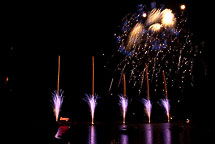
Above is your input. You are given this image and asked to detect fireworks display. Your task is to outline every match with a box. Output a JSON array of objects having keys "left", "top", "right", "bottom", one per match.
[
  {"left": 84, "top": 56, "right": 98, "bottom": 125},
  {"left": 52, "top": 90, "right": 64, "bottom": 122},
  {"left": 52, "top": 55, "right": 64, "bottom": 122},
  {"left": 84, "top": 94, "right": 98, "bottom": 125},
  {"left": 160, "top": 99, "right": 170, "bottom": 122},
  {"left": 141, "top": 64, "right": 152, "bottom": 123},
  {"left": 161, "top": 70, "right": 170, "bottom": 122},
  {"left": 119, "top": 95, "right": 128, "bottom": 124},
  {"left": 141, "top": 98, "right": 152, "bottom": 123},
  {"left": 115, "top": 2, "right": 196, "bottom": 94}
]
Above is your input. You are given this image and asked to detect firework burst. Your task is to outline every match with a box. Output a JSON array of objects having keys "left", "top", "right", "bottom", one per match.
[{"left": 115, "top": 2, "right": 196, "bottom": 95}]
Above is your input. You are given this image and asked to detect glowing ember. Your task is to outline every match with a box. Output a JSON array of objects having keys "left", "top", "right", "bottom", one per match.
[
  {"left": 52, "top": 90, "right": 64, "bottom": 122},
  {"left": 180, "top": 4, "right": 186, "bottom": 10}
]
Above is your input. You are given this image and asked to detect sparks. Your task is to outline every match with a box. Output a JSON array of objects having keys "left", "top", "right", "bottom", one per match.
[
  {"left": 160, "top": 99, "right": 170, "bottom": 122},
  {"left": 146, "top": 8, "right": 161, "bottom": 25},
  {"left": 126, "top": 23, "right": 144, "bottom": 51},
  {"left": 141, "top": 98, "right": 152, "bottom": 123},
  {"left": 84, "top": 94, "right": 98, "bottom": 125},
  {"left": 119, "top": 95, "right": 128, "bottom": 124},
  {"left": 161, "top": 9, "right": 176, "bottom": 28},
  {"left": 115, "top": 2, "right": 195, "bottom": 93},
  {"left": 149, "top": 23, "right": 163, "bottom": 32},
  {"left": 52, "top": 90, "right": 64, "bottom": 122}
]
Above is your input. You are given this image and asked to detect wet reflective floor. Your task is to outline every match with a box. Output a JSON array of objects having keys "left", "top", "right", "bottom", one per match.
[{"left": 49, "top": 122, "right": 214, "bottom": 144}]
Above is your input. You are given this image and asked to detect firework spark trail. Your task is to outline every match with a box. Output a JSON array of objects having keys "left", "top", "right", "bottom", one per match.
[
  {"left": 141, "top": 98, "right": 152, "bottom": 123},
  {"left": 84, "top": 94, "right": 98, "bottom": 125},
  {"left": 52, "top": 90, "right": 64, "bottom": 122},
  {"left": 161, "top": 71, "right": 170, "bottom": 122},
  {"left": 119, "top": 95, "right": 128, "bottom": 124},
  {"left": 108, "top": 78, "right": 114, "bottom": 93},
  {"left": 160, "top": 99, "right": 170, "bottom": 122},
  {"left": 115, "top": 2, "right": 195, "bottom": 92}
]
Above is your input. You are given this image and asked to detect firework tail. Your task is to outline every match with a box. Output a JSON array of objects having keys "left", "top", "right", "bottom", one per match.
[
  {"left": 145, "top": 64, "right": 150, "bottom": 100},
  {"left": 123, "top": 74, "right": 126, "bottom": 98},
  {"left": 162, "top": 71, "right": 170, "bottom": 122},
  {"left": 145, "top": 64, "right": 151, "bottom": 123},
  {"left": 92, "top": 56, "right": 94, "bottom": 98},
  {"left": 123, "top": 74, "right": 126, "bottom": 124},
  {"left": 57, "top": 55, "right": 60, "bottom": 97},
  {"left": 54, "top": 55, "right": 62, "bottom": 122},
  {"left": 162, "top": 71, "right": 168, "bottom": 100},
  {"left": 91, "top": 56, "right": 95, "bottom": 124}
]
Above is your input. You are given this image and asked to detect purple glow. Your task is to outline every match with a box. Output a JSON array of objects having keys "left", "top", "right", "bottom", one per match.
[
  {"left": 162, "top": 123, "right": 171, "bottom": 144},
  {"left": 141, "top": 98, "right": 152, "bottom": 123},
  {"left": 84, "top": 94, "right": 98, "bottom": 124},
  {"left": 119, "top": 95, "right": 128, "bottom": 124},
  {"left": 144, "top": 124, "right": 153, "bottom": 144},
  {"left": 120, "top": 134, "right": 129, "bottom": 144},
  {"left": 160, "top": 99, "right": 170, "bottom": 122},
  {"left": 52, "top": 90, "right": 64, "bottom": 122},
  {"left": 89, "top": 125, "right": 96, "bottom": 144},
  {"left": 55, "top": 128, "right": 61, "bottom": 139}
]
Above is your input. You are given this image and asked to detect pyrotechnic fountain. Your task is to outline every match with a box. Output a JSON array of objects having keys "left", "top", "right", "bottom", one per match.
[
  {"left": 141, "top": 64, "right": 152, "bottom": 123},
  {"left": 52, "top": 56, "right": 64, "bottom": 122},
  {"left": 84, "top": 56, "right": 97, "bottom": 125},
  {"left": 160, "top": 71, "right": 170, "bottom": 122},
  {"left": 119, "top": 74, "right": 128, "bottom": 125}
]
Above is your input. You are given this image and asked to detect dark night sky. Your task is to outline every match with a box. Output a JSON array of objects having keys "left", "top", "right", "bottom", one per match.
[{"left": 0, "top": 0, "right": 210, "bottom": 142}]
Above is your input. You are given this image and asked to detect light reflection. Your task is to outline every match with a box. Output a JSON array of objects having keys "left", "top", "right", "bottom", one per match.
[
  {"left": 144, "top": 124, "right": 153, "bottom": 144},
  {"left": 89, "top": 125, "right": 97, "bottom": 144},
  {"left": 55, "top": 126, "right": 70, "bottom": 139},
  {"left": 120, "top": 134, "right": 129, "bottom": 144},
  {"left": 162, "top": 123, "right": 171, "bottom": 144}
]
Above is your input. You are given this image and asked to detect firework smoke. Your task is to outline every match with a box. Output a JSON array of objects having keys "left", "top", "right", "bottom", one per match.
[{"left": 52, "top": 90, "right": 64, "bottom": 122}]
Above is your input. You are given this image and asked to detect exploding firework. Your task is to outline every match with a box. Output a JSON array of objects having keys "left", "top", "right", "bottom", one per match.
[
  {"left": 115, "top": 2, "right": 196, "bottom": 95},
  {"left": 84, "top": 94, "right": 98, "bottom": 125},
  {"left": 52, "top": 90, "right": 64, "bottom": 122},
  {"left": 141, "top": 98, "right": 152, "bottom": 123},
  {"left": 160, "top": 99, "right": 170, "bottom": 122},
  {"left": 119, "top": 95, "right": 128, "bottom": 124}
]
